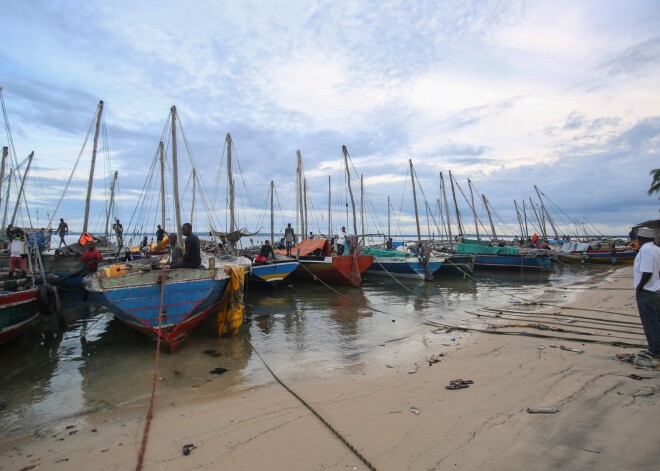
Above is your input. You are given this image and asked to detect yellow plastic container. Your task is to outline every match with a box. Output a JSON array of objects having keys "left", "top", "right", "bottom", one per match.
[{"left": 101, "top": 264, "right": 127, "bottom": 278}]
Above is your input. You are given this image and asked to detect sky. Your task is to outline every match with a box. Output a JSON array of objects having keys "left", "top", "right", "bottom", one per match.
[{"left": 1, "top": 0, "right": 659, "bottom": 243}]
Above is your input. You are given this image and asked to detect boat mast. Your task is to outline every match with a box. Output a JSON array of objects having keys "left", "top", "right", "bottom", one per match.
[
  {"left": 341, "top": 145, "right": 358, "bottom": 237},
  {"left": 468, "top": 178, "right": 480, "bottom": 240},
  {"left": 410, "top": 161, "right": 422, "bottom": 242},
  {"left": 535, "top": 186, "right": 560, "bottom": 241},
  {"left": 440, "top": 172, "right": 453, "bottom": 244},
  {"left": 360, "top": 174, "right": 365, "bottom": 244},
  {"left": 449, "top": 171, "right": 465, "bottom": 237},
  {"left": 0, "top": 147, "right": 7, "bottom": 219},
  {"left": 533, "top": 186, "right": 548, "bottom": 241},
  {"left": 1, "top": 168, "right": 12, "bottom": 234},
  {"left": 303, "top": 177, "right": 308, "bottom": 238},
  {"left": 190, "top": 168, "right": 196, "bottom": 226},
  {"left": 159, "top": 141, "right": 166, "bottom": 229},
  {"left": 327, "top": 175, "right": 331, "bottom": 239},
  {"left": 387, "top": 195, "right": 391, "bottom": 241},
  {"left": 514, "top": 199, "right": 524, "bottom": 240},
  {"left": 104, "top": 170, "right": 118, "bottom": 240},
  {"left": 226, "top": 133, "right": 235, "bottom": 234},
  {"left": 170, "top": 106, "right": 183, "bottom": 242},
  {"left": 10, "top": 151, "right": 33, "bottom": 227},
  {"left": 410, "top": 159, "right": 432, "bottom": 281},
  {"left": 296, "top": 150, "right": 304, "bottom": 240},
  {"left": 482, "top": 194, "right": 497, "bottom": 242},
  {"left": 83, "top": 100, "right": 103, "bottom": 233},
  {"left": 522, "top": 200, "right": 530, "bottom": 240},
  {"left": 528, "top": 197, "right": 543, "bottom": 240},
  {"left": 270, "top": 180, "right": 274, "bottom": 244}
]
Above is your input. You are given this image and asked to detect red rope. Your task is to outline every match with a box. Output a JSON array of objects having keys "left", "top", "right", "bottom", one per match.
[{"left": 136, "top": 273, "right": 166, "bottom": 470}]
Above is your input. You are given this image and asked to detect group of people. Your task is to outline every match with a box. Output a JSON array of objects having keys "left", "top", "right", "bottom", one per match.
[
  {"left": 136, "top": 223, "right": 200, "bottom": 269},
  {"left": 278, "top": 223, "right": 349, "bottom": 257}
]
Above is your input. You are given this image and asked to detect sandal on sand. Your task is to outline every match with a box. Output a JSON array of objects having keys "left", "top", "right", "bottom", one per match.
[
  {"left": 450, "top": 379, "right": 474, "bottom": 386},
  {"left": 632, "top": 356, "right": 660, "bottom": 370},
  {"left": 446, "top": 383, "right": 470, "bottom": 390},
  {"left": 616, "top": 353, "right": 635, "bottom": 362}
]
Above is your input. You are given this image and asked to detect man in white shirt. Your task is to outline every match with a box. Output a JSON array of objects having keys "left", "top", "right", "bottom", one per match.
[
  {"left": 8, "top": 229, "right": 28, "bottom": 278},
  {"left": 336, "top": 226, "right": 347, "bottom": 255},
  {"left": 632, "top": 226, "right": 660, "bottom": 369}
]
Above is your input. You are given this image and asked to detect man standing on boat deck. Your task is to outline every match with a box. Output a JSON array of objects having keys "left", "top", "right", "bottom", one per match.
[
  {"left": 632, "top": 227, "right": 660, "bottom": 369},
  {"left": 113, "top": 218, "right": 123, "bottom": 245},
  {"left": 284, "top": 223, "right": 295, "bottom": 257},
  {"left": 337, "top": 226, "right": 347, "bottom": 255},
  {"left": 156, "top": 225, "right": 166, "bottom": 247},
  {"left": 57, "top": 218, "right": 68, "bottom": 247},
  {"left": 8, "top": 228, "right": 28, "bottom": 278},
  {"left": 170, "top": 223, "right": 201, "bottom": 269}
]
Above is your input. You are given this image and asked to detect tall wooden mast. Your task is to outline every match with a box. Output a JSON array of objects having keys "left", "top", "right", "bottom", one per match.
[
  {"left": 296, "top": 150, "right": 304, "bottom": 240},
  {"left": 341, "top": 145, "right": 358, "bottom": 237},
  {"left": 171, "top": 106, "right": 182, "bottom": 242},
  {"left": 468, "top": 178, "right": 480, "bottom": 240},
  {"left": 226, "top": 133, "right": 235, "bottom": 234},
  {"left": 327, "top": 175, "right": 331, "bottom": 239},
  {"left": 410, "top": 159, "right": 433, "bottom": 280},
  {"left": 270, "top": 181, "right": 274, "bottom": 244},
  {"left": 440, "top": 172, "right": 453, "bottom": 244},
  {"left": 10, "top": 151, "right": 33, "bottom": 226},
  {"left": 0, "top": 147, "right": 7, "bottom": 219},
  {"left": 83, "top": 100, "right": 103, "bottom": 233},
  {"left": 159, "top": 141, "right": 166, "bottom": 229},
  {"left": 190, "top": 168, "right": 196, "bottom": 226},
  {"left": 449, "top": 171, "right": 465, "bottom": 237},
  {"left": 482, "top": 194, "right": 497, "bottom": 242},
  {"left": 104, "top": 170, "right": 118, "bottom": 240}
]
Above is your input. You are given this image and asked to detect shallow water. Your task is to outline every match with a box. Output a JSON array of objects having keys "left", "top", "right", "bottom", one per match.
[{"left": 0, "top": 263, "right": 614, "bottom": 436}]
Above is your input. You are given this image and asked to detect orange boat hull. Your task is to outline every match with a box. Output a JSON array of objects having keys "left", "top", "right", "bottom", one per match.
[{"left": 296, "top": 254, "right": 373, "bottom": 287}]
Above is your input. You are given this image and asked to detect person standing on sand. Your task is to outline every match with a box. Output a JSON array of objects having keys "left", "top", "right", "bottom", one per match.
[{"left": 632, "top": 227, "right": 660, "bottom": 369}]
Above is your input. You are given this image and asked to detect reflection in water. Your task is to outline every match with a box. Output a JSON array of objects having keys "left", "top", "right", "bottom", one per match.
[{"left": 0, "top": 264, "right": 613, "bottom": 437}]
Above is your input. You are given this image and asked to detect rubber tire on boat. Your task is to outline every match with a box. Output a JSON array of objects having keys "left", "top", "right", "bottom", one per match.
[
  {"left": 36, "top": 285, "right": 63, "bottom": 324},
  {"left": 36, "top": 284, "right": 53, "bottom": 316}
]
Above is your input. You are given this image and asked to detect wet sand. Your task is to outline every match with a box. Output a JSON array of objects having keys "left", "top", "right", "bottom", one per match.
[{"left": 2, "top": 266, "right": 658, "bottom": 470}]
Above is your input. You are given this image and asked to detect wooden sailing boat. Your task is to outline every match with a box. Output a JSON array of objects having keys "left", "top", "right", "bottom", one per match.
[
  {"left": 365, "top": 160, "right": 445, "bottom": 280},
  {"left": 280, "top": 146, "right": 372, "bottom": 287},
  {"left": 0, "top": 88, "right": 62, "bottom": 342},
  {"left": 211, "top": 133, "right": 298, "bottom": 285},
  {"left": 85, "top": 106, "right": 237, "bottom": 351},
  {"left": 41, "top": 100, "right": 119, "bottom": 289},
  {"left": 452, "top": 178, "right": 551, "bottom": 270}
]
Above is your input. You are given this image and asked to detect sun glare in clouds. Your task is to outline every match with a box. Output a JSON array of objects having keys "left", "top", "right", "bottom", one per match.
[{"left": 261, "top": 52, "right": 392, "bottom": 132}]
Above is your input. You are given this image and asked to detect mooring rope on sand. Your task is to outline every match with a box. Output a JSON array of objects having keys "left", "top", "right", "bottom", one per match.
[
  {"left": 136, "top": 273, "right": 166, "bottom": 471},
  {"left": 245, "top": 336, "right": 378, "bottom": 471},
  {"left": 425, "top": 320, "right": 646, "bottom": 349}
]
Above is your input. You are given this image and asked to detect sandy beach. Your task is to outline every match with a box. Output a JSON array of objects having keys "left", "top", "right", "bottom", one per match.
[{"left": 3, "top": 265, "right": 659, "bottom": 471}]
